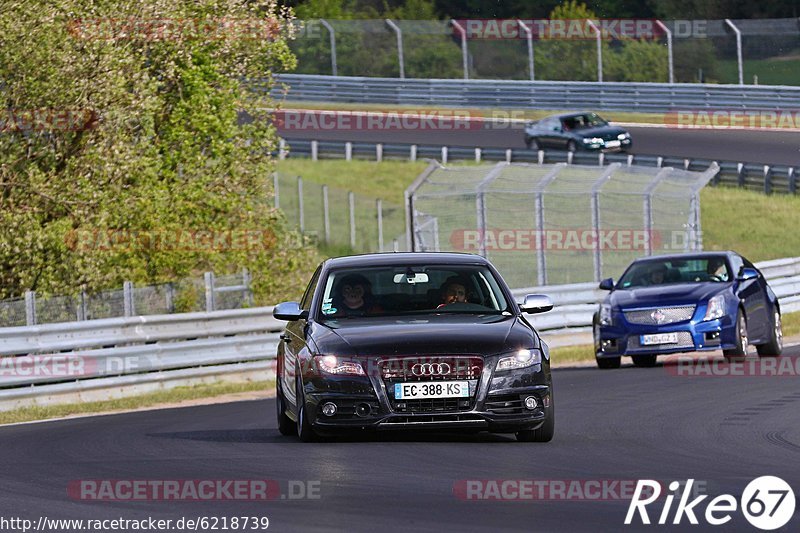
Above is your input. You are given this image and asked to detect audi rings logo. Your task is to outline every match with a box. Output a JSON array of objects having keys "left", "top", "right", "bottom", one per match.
[{"left": 411, "top": 363, "right": 451, "bottom": 376}]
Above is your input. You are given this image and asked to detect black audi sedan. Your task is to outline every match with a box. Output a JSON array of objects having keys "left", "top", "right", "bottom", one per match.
[
  {"left": 273, "top": 252, "right": 555, "bottom": 442},
  {"left": 523, "top": 111, "right": 631, "bottom": 152}
]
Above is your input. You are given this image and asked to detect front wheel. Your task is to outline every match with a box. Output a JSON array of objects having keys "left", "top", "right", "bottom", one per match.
[
  {"left": 723, "top": 311, "right": 748, "bottom": 360},
  {"left": 756, "top": 310, "right": 782, "bottom": 357},
  {"left": 525, "top": 136, "right": 539, "bottom": 150},
  {"left": 295, "top": 376, "right": 318, "bottom": 442}
]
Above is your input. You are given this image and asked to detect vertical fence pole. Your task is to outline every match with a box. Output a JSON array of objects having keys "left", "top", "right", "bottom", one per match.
[
  {"left": 78, "top": 288, "right": 88, "bottom": 321},
  {"left": 322, "top": 185, "right": 331, "bottom": 243},
  {"left": 123, "top": 281, "right": 135, "bottom": 317},
  {"left": 24, "top": 290, "right": 37, "bottom": 326},
  {"left": 587, "top": 19, "right": 603, "bottom": 82},
  {"left": 242, "top": 268, "right": 254, "bottom": 307},
  {"left": 655, "top": 20, "right": 674, "bottom": 83},
  {"left": 349, "top": 192, "right": 356, "bottom": 249},
  {"left": 450, "top": 19, "right": 469, "bottom": 80},
  {"left": 297, "top": 176, "right": 305, "bottom": 233},
  {"left": 377, "top": 199, "right": 384, "bottom": 252},
  {"left": 385, "top": 19, "right": 405, "bottom": 79},
  {"left": 518, "top": 20, "right": 535, "bottom": 81},
  {"left": 725, "top": 19, "right": 743, "bottom": 85},
  {"left": 204, "top": 272, "right": 216, "bottom": 312},
  {"left": 319, "top": 19, "right": 337, "bottom": 76}
]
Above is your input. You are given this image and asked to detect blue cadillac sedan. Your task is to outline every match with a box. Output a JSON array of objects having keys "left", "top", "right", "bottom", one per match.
[{"left": 593, "top": 251, "right": 782, "bottom": 369}]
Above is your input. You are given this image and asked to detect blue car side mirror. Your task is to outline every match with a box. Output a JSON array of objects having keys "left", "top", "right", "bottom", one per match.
[
  {"left": 599, "top": 278, "right": 615, "bottom": 291},
  {"left": 737, "top": 268, "right": 758, "bottom": 281}
]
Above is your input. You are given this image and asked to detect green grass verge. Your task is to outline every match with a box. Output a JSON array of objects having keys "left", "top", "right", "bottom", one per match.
[
  {"left": 0, "top": 380, "right": 273, "bottom": 426},
  {"left": 717, "top": 57, "right": 800, "bottom": 87},
  {"left": 550, "top": 344, "right": 595, "bottom": 366},
  {"left": 782, "top": 310, "right": 800, "bottom": 337}
]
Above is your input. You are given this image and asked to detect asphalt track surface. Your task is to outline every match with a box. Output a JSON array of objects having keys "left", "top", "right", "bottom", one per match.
[
  {"left": 2, "top": 347, "right": 800, "bottom": 532},
  {"left": 277, "top": 112, "right": 800, "bottom": 166}
]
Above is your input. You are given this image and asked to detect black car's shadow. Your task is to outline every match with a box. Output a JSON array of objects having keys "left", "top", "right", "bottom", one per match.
[{"left": 148, "top": 428, "right": 516, "bottom": 444}]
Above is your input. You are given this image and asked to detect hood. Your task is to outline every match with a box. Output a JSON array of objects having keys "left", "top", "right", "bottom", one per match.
[
  {"left": 309, "top": 315, "right": 535, "bottom": 357},
  {"left": 576, "top": 125, "right": 626, "bottom": 139},
  {"left": 608, "top": 283, "right": 729, "bottom": 309}
]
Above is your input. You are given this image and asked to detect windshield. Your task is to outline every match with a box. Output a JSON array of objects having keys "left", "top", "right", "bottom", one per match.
[
  {"left": 563, "top": 113, "right": 608, "bottom": 130},
  {"left": 317, "top": 265, "right": 511, "bottom": 321},
  {"left": 618, "top": 257, "right": 732, "bottom": 288}
]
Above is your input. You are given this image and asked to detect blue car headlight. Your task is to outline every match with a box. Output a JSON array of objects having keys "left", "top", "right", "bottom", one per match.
[
  {"left": 496, "top": 349, "right": 542, "bottom": 371},
  {"left": 599, "top": 304, "right": 613, "bottom": 326},
  {"left": 703, "top": 295, "right": 726, "bottom": 321},
  {"left": 617, "top": 132, "right": 631, "bottom": 140}
]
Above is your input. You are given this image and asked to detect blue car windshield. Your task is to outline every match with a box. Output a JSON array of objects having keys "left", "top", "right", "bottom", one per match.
[
  {"left": 565, "top": 113, "right": 608, "bottom": 129},
  {"left": 618, "top": 257, "right": 732, "bottom": 288},
  {"left": 317, "top": 265, "right": 511, "bottom": 321}
]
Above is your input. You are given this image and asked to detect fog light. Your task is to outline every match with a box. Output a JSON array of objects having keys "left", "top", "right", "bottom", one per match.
[
  {"left": 524, "top": 396, "right": 538, "bottom": 410},
  {"left": 321, "top": 402, "right": 337, "bottom": 417},
  {"left": 355, "top": 403, "right": 372, "bottom": 417}
]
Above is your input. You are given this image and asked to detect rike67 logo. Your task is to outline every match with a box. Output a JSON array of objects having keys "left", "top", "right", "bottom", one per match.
[{"left": 626, "top": 477, "right": 795, "bottom": 530}]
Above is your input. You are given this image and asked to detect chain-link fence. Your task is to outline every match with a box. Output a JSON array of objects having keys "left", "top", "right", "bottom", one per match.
[
  {"left": 273, "top": 173, "right": 408, "bottom": 254},
  {"left": 0, "top": 270, "right": 253, "bottom": 328},
  {"left": 286, "top": 18, "right": 800, "bottom": 85},
  {"left": 407, "top": 161, "right": 719, "bottom": 289}
]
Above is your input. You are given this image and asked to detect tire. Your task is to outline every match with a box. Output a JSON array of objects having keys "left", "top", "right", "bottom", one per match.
[
  {"left": 525, "top": 136, "right": 538, "bottom": 150},
  {"left": 516, "top": 394, "right": 554, "bottom": 442},
  {"left": 276, "top": 380, "right": 294, "bottom": 436},
  {"left": 632, "top": 354, "right": 658, "bottom": 367},
  {"left": 723, "top": 310, "right": 748, "bottom": 360},
  {"left": 756, "top": 310, "right": 783, "bottom": 357},
  {"left": 295, "top": 375, "right": 318, "bottom": 442},
  {"left": 566, "top": 140, "right": 577, "bottom": 152}
]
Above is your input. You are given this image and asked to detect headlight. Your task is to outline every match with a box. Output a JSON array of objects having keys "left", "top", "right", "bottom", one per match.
[
  {"left": 618, "top": 132, "right": 630, "bottom": 140},
  {"left": 315, "top": 355, "right": 365, "bottom": 376},
  {"left": 599, "top": 304, "right": 612, "bottom": 326},
  {"left": 495, "top": 349, "right": 542, "bottom": 371},
  {"left": 703, "top": 295, "right": 726, "bottom": 321}
]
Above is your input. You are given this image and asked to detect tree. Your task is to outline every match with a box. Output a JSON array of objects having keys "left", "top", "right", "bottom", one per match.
[{"left": 0, "top": 0, "right": 318, "bottom": 303}]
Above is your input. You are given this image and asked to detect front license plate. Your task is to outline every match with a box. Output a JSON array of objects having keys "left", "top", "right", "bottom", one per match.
[
  {"left": 394, "top": 381, "right": 470, "bottom": 399},
  {"left": 605, "top": 140, "right": 621, "bottom": 148},
  {"left": 640, "top": 333, "right": 679, "bottom": 345}
]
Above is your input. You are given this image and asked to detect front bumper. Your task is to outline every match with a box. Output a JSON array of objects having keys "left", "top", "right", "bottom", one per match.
[
  {"left": 583, "top": 138, "right": 632, "bottom": 151},
  {"left": 596, "top": 315, "right": 737, "bottom": 358},
  {"left": 299, "top": 357, "right": 552, "bottom": 434}
]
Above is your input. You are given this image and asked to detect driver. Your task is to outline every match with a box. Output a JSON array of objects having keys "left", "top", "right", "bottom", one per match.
[
  {"left": 438, "top": 277, "right": 468, "bottom": 307},
  {"left": 707, "top": 257, "right": 729, "bottom": 281}
]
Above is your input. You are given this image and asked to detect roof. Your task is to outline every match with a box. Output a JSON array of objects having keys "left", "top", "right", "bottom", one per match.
[
  {"left": 631, "top": 251, "right": 736, "bottom": 263},
  {"left": 323, "top": 252, "right": 490, "bottom": 269}
]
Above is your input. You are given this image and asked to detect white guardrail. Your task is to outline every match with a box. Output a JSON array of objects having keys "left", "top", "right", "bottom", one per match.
[{"left": 0, "top": 256, "right": 798, "bottom": 410}]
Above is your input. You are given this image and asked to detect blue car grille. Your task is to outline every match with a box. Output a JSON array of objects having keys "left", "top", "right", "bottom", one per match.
[{"left": 624, "top": 305, "right": 696, "bottom": 326}]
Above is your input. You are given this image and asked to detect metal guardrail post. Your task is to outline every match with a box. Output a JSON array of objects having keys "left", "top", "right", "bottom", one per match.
[
  {"left": 377, "top": 199, "right": 384, "bottom": 252},
  {"left": 586, "top": 19, "right": 603, "bottom": 82},
  {"left": 319, "top": 19, "right": 337, "bottom": 77},
  {"left": 123, "top": 281, "right": 135, "bottom": 317},
  {"left": 475, "top": 148, "right": 481, "bottom": 163},
  {"left": 385, "top": 19, "right": 405, "bottom": 79},
  {"left": 737, "top": 163, "right": 745, "bottom": 187},
  {"left": 278, "top": 139, "right": 286, "bottom": 160},
  {"left": 345, "top": 142, "right": 352, "bottom": 161},
  {"left": 725, "top": 19, "right": 743, "bottom": 85},
  {"left": 410, "top": 145, "right": 417, "bottom": 161},
  {"left": 763, "top": 165, "right": 772, "bottom": 195},
  {"left": 518, "top": 20, "right": 535, "bottom": 81},
  {"left": 450, "top": 19, "right": 469, "bottom": 80},
  {"left": 322, "top": 185, "right": 331, "bottom": 243},
  {"left": 441, "top": 146, "right": 448, "bottom": 164},
  {"left": 376, "top": 143, "right": 383, "bottom": 162},
  {"left": 789, "top": 168, "right": 796, "bottom": 194},
  {"left": 348, "top": 192, "right": 356, "bottom": 249},
  {"left": 655, "top": 20, "right": 673, "bottom": 83},
  {"left": 204, "top": 272, "right": 216, "bottom": 312},
  {"left": 297, "top": 176, "right": 305, "bottom": 233},
  {"left": 24, "top": 291, "right": 36, "bottom": 326},
  {"left": 311, "top": 140, "right": 318, "bottom": 161},
  {"left": 78, "top": 288, "right": 87, "bottom": 321}
]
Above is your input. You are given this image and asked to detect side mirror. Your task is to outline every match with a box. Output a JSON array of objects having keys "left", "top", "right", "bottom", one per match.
[
  {"left": 737, "top": 268, "right": 758, "bottom": 281},
  {"left": 520, "top": 294, "right": 554, "bottom": 314},
  {"left": 599, "top": 278, "right": 615, "bottom": 291},
  {"left": 273, "top": 301, "right": 309, "bottom": 321}
]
